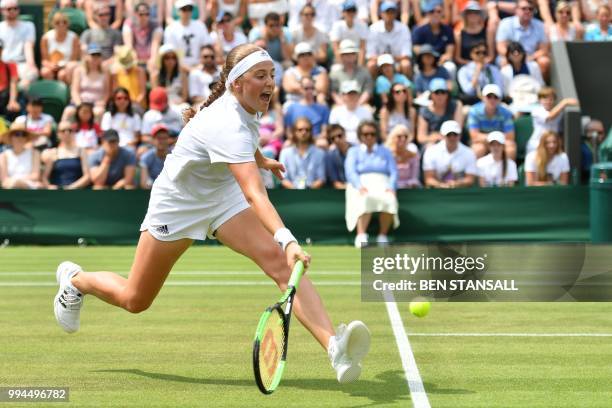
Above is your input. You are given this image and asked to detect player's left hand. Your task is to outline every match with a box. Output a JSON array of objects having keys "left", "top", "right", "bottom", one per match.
[{"left": 262, "top": 157, "right": 285, "bottom": 180}]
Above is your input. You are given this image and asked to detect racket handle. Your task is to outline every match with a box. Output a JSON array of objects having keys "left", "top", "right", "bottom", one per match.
[{"left": 288, "top": 260, "right": 305, "bottom": 291}]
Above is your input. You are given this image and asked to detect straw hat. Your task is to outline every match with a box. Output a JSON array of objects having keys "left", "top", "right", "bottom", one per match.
[
  {"left": 157, "top": 43, "right": 183, "bottom": 69},
  {"left": 113, "top": 46, "right": 137, "bottom": 71},
  {"left": 0, "top": 122, "right": 37, "bottom": 145}
]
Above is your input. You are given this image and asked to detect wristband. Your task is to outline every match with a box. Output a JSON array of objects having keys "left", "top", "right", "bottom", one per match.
[{"left": 274, "top": 227, "right": 297, "bottom": 251}]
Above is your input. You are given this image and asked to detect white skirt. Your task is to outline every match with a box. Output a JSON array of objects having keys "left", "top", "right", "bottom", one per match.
[
  {"left": 140, "top": 171, "right": 250, "bottom": 242},
  {"left": 345, "top": 173, "right": 400, "bottom": 232}
]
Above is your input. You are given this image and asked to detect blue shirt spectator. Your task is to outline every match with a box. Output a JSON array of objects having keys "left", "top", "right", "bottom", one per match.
[
  {"left": 284, "top": 102, "right": 330, "bottom": 138},
  {"left": 414, "top": 66, "right": 450, "bottom": 94},
  {"left": 412, "top": 23, "right": 455, "bottom": 57},
  {"left": 345, "top": 144, "right": 398, "bottom": 190},
  {"left": 457, "top": 62, "right": 505, "bottom": 98},
  {"left": 279, "top": 145, "right": 326, "bottom": 189},
  {"left": 140, "top": 149, "right": 164, "bottom": 183},
  {"left": 467, "top": 102, "right": 514, "bottom": 134},
  {"left": 89, "top": 130, "right": 137, "bottom": 188},
  {"left": 325, "top": 124, "right": 353, "bottom": 188},
  {"left": 584, "top": 23, "right": 612, "bottom": 41},
  {"left": 496, "top": 15, "right": 548, "bottom": 55}
]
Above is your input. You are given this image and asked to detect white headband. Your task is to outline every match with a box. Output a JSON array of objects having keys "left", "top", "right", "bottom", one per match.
[{"left": 225, "top": 50, "right": 273, "bottom": 90}]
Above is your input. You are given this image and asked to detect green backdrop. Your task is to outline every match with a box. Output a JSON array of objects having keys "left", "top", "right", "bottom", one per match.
[{"left": 0, "top": 187, "right": 589, "bottom": 245}]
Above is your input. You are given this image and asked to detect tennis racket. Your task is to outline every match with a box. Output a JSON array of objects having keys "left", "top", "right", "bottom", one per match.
[{"left": 253, "top": 260, "right": 305, "bottom": 394}]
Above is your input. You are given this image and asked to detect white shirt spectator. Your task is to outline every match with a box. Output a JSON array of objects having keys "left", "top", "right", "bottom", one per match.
[
  {"left": 189, "top": 70, "right": 215, "bottom": 101},
  {"left": 329, "top": 105, "right": 373, "bottom": 144},
  {"left": 330, "top": 18, "right": 369, "bottom": 44},
  {"left": 14, "top": 114, "right": 55, "bottom": 134},
  {"left": 476, "top": 154, "right": 518, "bottom": 186},
  {"left": 366, "top": 20, "right": 412, "bottom": 59},
  {"left": 101, "top": 111, "right": 142, "bottom": 147},
  {"left": 524, "top": 151, "right": 570, "bottom": 182},
  {"left": 163, "top": 20, "right": 212, "bottom": 67},
  {"left": 423, "top": 140, "right": 478, "bottom": 180},
  {"left": 527, "top": 104, "right": 563, "bottom": 153},
  {"left": 0, "top": 20, "right": 35, "bottom": 63}
]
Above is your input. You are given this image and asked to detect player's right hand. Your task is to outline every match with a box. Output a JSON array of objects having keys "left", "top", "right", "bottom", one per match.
[{"left": 286, "top": 242, "right": 311, "bottom": 269}]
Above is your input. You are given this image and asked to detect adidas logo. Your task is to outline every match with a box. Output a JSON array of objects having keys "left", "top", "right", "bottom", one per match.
[{"left": 155, "top": 225, "right": 170, "bottom": 235}]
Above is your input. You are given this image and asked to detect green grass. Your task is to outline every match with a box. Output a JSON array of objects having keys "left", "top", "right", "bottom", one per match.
[{"left": 1, "top": 246, "right": 611, "bottom": 407}]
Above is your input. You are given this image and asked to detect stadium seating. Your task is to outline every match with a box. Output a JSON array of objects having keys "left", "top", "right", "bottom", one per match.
[
  {"left": 48, "top": 8, "right": 88, "bottom": 36},
  {"left": 27, "top": 80, "right": 70, "bottom": 123},
  {"left": 514, "top": 114, "right": 534, "bottom": 161}
]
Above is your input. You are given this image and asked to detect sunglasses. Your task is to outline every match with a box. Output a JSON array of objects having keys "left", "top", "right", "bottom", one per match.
[
  {"left": 361, "top": 132, "right": 377, "bottom": 137},
  {"left": 298, "top": 52, "right": 313, "bottom": 57},
  {"left": 180, "top": 6, "right": 194, "bottom": 12},
  {"left": 59, "top": 128, "right": 74, "bottom": 133},
  {"left": 55, "top": 20, "right": 69, "bottom": 25},
  {"left": 329, "top": 133, "right": 344, "bottom": 140},
  {"left": 433, "top": 90, "right": 448, "bottom": 95},
  {"left": 302, "top": 86, "right": 315, "bottom": 90},
  {"left": 296, "top": 127, "right": 312, "bottom": 132},
  {"left": 201, "top": 54, "right": 214, "bottom": 59},
  {"left": 115, "top": 95, "right": 128, "bottom": 101},
  {"left": 431, "top": 8, "right": 443, "bottom": 14},
  {"left": 267, "top": 23, "right": 280, "bottom": 28},
  {"left": 138, "top": 12, "right": 150, "bottom": 16},
  {"left": 445, "top": 132, "right": 460, "bottom": 137},
  {"left": 393, "top": 88, "right": 407, "bottom": 94},
  {"left": 301, "top": 12, "right": 315, "bottom": 17},
  {"left": 485, "top": 94, "right": 499, "bottom": 99}
]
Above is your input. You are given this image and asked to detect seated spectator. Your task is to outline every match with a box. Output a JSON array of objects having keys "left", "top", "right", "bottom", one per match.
[
  {"left": 258, "top": 91, "right": 284, "bottom": 158},
  {"left": 454, "top": 1, "right": 495, "bottom": 66},
  {"left": 122, "top": 1, "right": 163, "bottom": 71},
  {"left": 413, "top": 45, "right": 451, "bottom": 96},
  {"left": 166, "top": 0, "right": 207, "bottom": 23},
  {"left": 163, "top": 0, "right": 212, "bottom": 69},
  {"left": 411, "top": 0, "right": 444, "bottom": 26},
  {"left": 496, "top": 0, "right": 550, "bottom": 80},
  {"left": 290, "top": 4, "right": 329, "bottom": 66},
  {"left": 538, "top": 0, "right": 581, "bottom": 31},
  {"left": 457, "top": 41, "right": 505, "bottom": 105},
  {"left": 525, "top": 131, "right": 570, "bottom": 186},
  {"left": 412, "top": 2, "right": 456, "bottom": 79},
  {"left": 0, "top": 123, "right": 41, "bottom": 189},
  {"left": 379, "top": 82, "right": 417, "bottom": 139},
  {"left": 101, "top": 87, "right": 143, "bottom": 151},
  {"left": 325, "top": 124, "right": 352, "bottom": 189},
  {"left": 125, "top": 0, "right": 164, "bottom": 26},
  {"left": 288, "top": 0, "right": 342, "bottom": 33},
  {"left": 211, "top": 11, "right": 247, "bottom": 60},
  {"left": 189, "top": 45, "right": 221, "bottom": 106},
  {"left": 73, "top": 102, "right": 102, "bottom": 153},
  {"left": 329, "top": 81, "right": 374, "bottom": 144},
  {"left": 580, "top": 0, "right": 607, "bottom": 22},
  {"left": 151, "top": 44, "right": 189, "bottom": 114},
  {"left": 0, "top": 0, "right": 38, "bottom": 88},
  {"left": 140, "top": 123, "right": 170, "bottom": 188},
  {"left": 584, "top": 5, "right": 612, "bottom": 41},
  {"left": 344, "top": 120, "right": 399, "bottom": 247},
  {"left": 41, "top": 121, "right": 90, "bottom": 190},
  {"left": 41, "top": 12, "right": 80, "bottom": 84},
  {"left": 284, "top": 77, "right": 330, "bottom": 146},
  {"left": 83, "top": 0, "right": 125, "bottom": 30},
  {"left": 330, "top": 40, "right": 373, "bottom": 106},
  {"left": 209, "top": 0, "right": 247, "bottom": 28},
  {"left": 500, "top": 41, "right": 544, "bottom": 95},
  {"left": 476, "top": 131, "right": 518, "bottom": 186},
  {"left": 375, "top": 54, "right": 413, "bottom": 105},
  {"left": 278, "top": 117, "right": 326, "bottom": 189},
  {"left": 64, "top": 44, "right": 111, "bottom": 122},
  {"left": 417, "top": 78, "right": 464, "bottom": 148},
  {"left": 366, "top": 1, "right": 412, "bottom": 78},
  {"left": 282, "top": 42, "right": 329, "bottom": 107},
  {"left": 80, "top": 3, "right": 123, "bottom": 65},
  {"left": 581, "top": 119, "right": 606, "bottom": 182},
  {"left": 527, "top": 87, "right": 579, "bottom": 153},
  {"left": 385, "top": 124, "right": 421, "bottom": 188},
  {"left": 111, "top": 46, "right": 148, "bottom": 112},
  {"left": 547, "top": 1, "right": 584, "bottom": 42},
  {"left": 141, "top": 88, "right": 183, "bottom": 144},
  {"left": 89, "top": 129, "right": 137, "bottom": 189},
  {"left": 423, "top": 120, "right": 478, "bottom": 188},
  {"left": 0, "top": 39, "right": 21, "bottom": 121},
  {"left": 14, "top": 97, "right": 55, "bottom": 149},
  {"left": 330, "top": 1, "right": 369, "bottom": 66},
  {"left": 467, "top": 84, "right": 516, "bottom": 158},
  {"left": 248, "top": 12, "right": 292, "bottom": 67},
  {"left": 371, "top": 0, "right": 409, "bottom": 25}
]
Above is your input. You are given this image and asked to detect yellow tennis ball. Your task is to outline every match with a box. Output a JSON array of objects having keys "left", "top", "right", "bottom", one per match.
[{"left": 409, "top": 301, "right": 431, "bottom": 318}]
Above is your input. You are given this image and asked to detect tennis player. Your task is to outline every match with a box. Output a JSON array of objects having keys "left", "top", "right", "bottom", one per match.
[{"left": 54, "top": 44, "right": 370, "bottom": 383}]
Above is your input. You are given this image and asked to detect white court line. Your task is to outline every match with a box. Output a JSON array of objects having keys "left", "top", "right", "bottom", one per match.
[
  {"left": 0, "top": 270, "right": 357, "bottom": 276},
  {"left": 0, "top": 281, "right": 360, "bottom": 287},
  {"left": 384, "top": 291, "right": 431, "bottom": 408},
  {"left": 407, "top": 333, "right": 612, "bottom": 337}
]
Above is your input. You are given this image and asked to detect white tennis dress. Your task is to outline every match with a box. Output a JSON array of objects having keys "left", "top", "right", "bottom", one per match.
[{"left": 140, "top": 92, "right": 260, "bottom": 241}]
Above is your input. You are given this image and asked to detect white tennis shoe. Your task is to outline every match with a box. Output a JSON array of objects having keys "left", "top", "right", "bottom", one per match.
[
  {"left": 328, "top": 320, "right": 371, "bottom": 383},
  {"left": 53, "top": 261, "right": 84, "bottom": 333}
]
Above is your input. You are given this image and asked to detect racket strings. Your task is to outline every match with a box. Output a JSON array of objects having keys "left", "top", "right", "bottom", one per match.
[{"left": 258, "top": 308, "right": 286, "bottom": 390}]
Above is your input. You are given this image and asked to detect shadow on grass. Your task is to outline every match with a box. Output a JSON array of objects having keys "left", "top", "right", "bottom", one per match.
[{"left": 93, "top": 369, "right": 473, "bottom": 406}]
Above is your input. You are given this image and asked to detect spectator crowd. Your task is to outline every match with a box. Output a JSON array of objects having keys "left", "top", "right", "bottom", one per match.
[{"left": 1, "top": 0, "right": 611, "bottom": 200}]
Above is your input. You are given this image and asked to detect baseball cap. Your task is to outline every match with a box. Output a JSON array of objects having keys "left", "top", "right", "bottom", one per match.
[
  {"left": 422, "top": 0, "right": 443, "bottom": 13},
  {"left": 380, "top": 1, "right": 397, "bottom": 13},
  {"left": 429, "top": 78, "right": 448, "bottom": 92},
  {"left": 102, "top": 129, "right": 120, "bottom": 143},
  {"left": 418, "top": 44, "right": 439, "bottom": 57},
  {"left": 149, "top": 87, "right": 168, "bottom": 111},
  {"left": 294, "top": 42, "right": 313, "bottom": 58},
  {"left": 339, "top": 39, "right": 359, "bottom": 54},
  {"left": 342, "top": 0, "right": 357, "bottom": 11},
  {"left": 87, "top": 43, "right": 102, "bottom": 55},
  {"left": 482, "top": 84, "right": 502, "bottom": 98},
  {"left": 377, "top": 54, "right": 394, "bottom": 67},
  {"left": 151, "top": 123, "right": 169, "bottom": 136},
  {"left": 463, "top": 0, "right": 483, "bottom": 14},
  {"left": 1, "top": 0, "right": 18, "bottom": 8},
  {"left": 340, "top": 80, "right": 360, "bottom": 94},
  {"left": 175, "top": 0, "right": 194, "bottom": 9},
  {"left": 487, "top": 131, "right": 506, "bottom": 145},
  {"left": 440, "top": 120, "right": 462, "bottom": 136}
]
